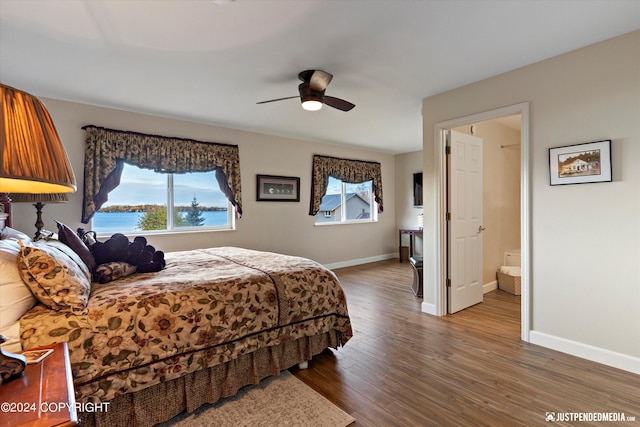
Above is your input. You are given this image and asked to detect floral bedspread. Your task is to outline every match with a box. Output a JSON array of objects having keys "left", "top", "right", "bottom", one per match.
[{"left": 19, "top": 247, "right": 352, "bottom": 403}]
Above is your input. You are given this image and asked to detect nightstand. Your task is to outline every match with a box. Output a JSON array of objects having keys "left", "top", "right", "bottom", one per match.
[{"left": 0, "top": 342, "right": 78, "bottom": 427}]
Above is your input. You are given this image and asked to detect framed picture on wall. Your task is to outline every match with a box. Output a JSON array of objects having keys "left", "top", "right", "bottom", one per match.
[
  {"left": 256, "top": 175, "right": 300, "bottom": 201},
  {"left": 413, "top": 172, "right": 423, "bottom": 207},
  {"left": 549, "top": 140, "right": 612, "bottom": 186}
]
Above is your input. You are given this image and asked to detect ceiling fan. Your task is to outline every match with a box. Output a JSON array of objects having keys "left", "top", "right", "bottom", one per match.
[{"left": 257, "top": 70, "right": 355, "bottom": 112}]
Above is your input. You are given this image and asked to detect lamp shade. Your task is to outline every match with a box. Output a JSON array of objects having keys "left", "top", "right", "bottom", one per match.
[
  {"left": 10, "top": 193, "right": 69, "bottom": 203},
  {"left": 0, "top": 84, "right": 76, "bottom": 193}
]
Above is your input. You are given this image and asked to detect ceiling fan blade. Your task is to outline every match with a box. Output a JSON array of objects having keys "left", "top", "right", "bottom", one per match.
[
  {"left": 309, "top": 70, "right": 333, "bottom": 92},
  {"left": 256, "top": 96, "right": 299, "bottom": 104},
  {"left": 323, "top": 96, "right": 355, "bottom": 112}
]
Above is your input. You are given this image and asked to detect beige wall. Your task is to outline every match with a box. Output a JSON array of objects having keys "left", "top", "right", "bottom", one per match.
[
  {"left": 454, "top": 122, "right": 521, "bottom": 285},
  {"left": 11, "top": 99, "right": 398, "bottom": 267},
  {"left": 422, "top": 31, "right": 640, "bottom": 366},
  {"left": 395, "top": 151, "right": 423, "bottom": 256}
]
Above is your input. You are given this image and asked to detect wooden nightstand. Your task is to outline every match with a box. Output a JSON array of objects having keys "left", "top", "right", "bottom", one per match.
[{"left": 0, "top": 342, "right": 78, "bottom": 427}]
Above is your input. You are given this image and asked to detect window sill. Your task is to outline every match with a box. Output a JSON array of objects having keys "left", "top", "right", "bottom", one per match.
[
  {"left": 314, "top": 220, "right": 377, "bottom": 227},
  {"left": 96, "top": 227, "right": 235, "bottom": 239}
]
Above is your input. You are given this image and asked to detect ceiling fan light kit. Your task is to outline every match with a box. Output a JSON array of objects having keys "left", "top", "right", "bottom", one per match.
[
  {"left": 300, "top": 84, "right": 324, "bottom": 111},
  {"left": 302, "top": 100, "right": 323, "bottom": 111},
  {"left": 257, "top": 70, "right": 355, "bottom": 112}
]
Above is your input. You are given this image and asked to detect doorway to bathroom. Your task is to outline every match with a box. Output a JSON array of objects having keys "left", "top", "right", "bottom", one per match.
[
  {"left": 434, "top": 103, "right": 530, "bottom": 341},
  {"left": 450, "top": 119, "right": 522, "bottom": 339}
]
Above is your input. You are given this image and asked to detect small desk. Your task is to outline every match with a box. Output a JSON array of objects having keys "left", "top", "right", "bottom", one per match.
[
  {"left": 399, "top": 228, "right": 422, "bottom": 262},
  {"left": 0, "top": 342, "right": 78, "bottom": 427}
]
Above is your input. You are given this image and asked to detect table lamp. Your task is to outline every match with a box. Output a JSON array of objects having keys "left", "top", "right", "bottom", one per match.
[{"left": 0, "top": 83, "right": 76, "bottom": 381}]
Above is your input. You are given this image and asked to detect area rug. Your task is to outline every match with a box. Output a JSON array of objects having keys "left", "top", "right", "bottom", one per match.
[{"left": 155, "top": 371, "right": 355, "bottom": 427}]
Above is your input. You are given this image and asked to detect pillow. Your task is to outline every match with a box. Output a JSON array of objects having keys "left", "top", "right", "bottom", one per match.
[
  {"left": 17, "top": 240, "right": 91, "bottom": 312},
  {"left": 0, "top": 321, "right": 23, "bottom": 352},
  {"left": 56, "top": 220, "right": 96, "bottom": 272},
  {"left": 1, "top": 226, "right": 31, "bottom": 243},
  {"left": 0, "top": 239, "right": 37, "bottom": 328},
  {"left": 93, "top": 262, "right": 138, "bottom": 284}
]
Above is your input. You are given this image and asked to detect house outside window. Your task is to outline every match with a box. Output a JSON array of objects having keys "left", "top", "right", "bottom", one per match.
[
  {"left": 92, "top": 164, "right": 233, "bottom": 234},
  {"left": 315, "top": 176, "right": 376, "bottom": 224}
]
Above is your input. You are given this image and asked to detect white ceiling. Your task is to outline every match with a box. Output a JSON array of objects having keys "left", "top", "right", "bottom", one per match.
[{"left": 1, "top": 1, "right": 638, "bottom": 154}]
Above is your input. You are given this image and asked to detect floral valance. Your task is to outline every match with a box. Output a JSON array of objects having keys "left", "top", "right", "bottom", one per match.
[
  {"left": 81, "top": 125, "right": 242, "bottom": 223},
  {"left": 309, "top": 154, "right": 383, "bottom": 215}
]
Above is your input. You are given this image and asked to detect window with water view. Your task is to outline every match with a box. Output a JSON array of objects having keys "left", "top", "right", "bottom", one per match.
[{"left": 92, "top": 164, "right": 233, "bottom": 234}]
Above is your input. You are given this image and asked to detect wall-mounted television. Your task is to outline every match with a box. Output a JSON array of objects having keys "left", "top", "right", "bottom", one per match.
[{"left": 413, "top": 172, "right": 423, "bottom": 207}]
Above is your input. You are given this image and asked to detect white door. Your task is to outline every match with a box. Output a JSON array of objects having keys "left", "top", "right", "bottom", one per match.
[{"left": 447, "top": 130, "right": 484, "bottom": 314}]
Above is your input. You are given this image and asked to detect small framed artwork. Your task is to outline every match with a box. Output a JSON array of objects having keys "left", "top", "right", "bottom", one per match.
[
  {"left": 22, "top": 348, "right": 53, "bottom": 364},
  {"left": 549, "top": 140, "right": 612, "bottom": 186},
  {"left": 256, "top": 175, "right": 300, "bottom": 202}
]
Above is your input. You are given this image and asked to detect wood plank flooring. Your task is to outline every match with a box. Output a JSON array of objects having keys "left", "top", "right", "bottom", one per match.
[{"left": 291, "top": 260, "right": 640, "bottom": 426}]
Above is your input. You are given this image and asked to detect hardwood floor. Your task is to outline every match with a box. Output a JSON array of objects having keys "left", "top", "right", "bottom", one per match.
[{"left": 291, "top": 260, "right": 640, "bottom": 426}]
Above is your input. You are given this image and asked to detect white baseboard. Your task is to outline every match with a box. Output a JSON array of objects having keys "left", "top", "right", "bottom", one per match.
[
  {"left": 421, "top": 301, "right": 438, "bottom": 316},
  {"left": 483, "top": 280, "right": 497, "bottom": 294},
  {"left": 529, "top": 331, "right": 640, "bottom": 375},
  {"left": 324, "top": 253, "right": 397, "bottom": 270}
]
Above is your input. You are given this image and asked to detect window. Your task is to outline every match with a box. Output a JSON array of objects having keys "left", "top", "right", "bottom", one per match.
[
  {"left": 81, "top": 125, "right": 242, "bottom": 224},
  {"left": 315, "top": 176, "right": 376, "bottom": 224},
  {"left": 92, "top": 164, "right": 233, "bottom": 234},
  {"left": 309, "top": 154, "right": 383, "bottom": 219}
]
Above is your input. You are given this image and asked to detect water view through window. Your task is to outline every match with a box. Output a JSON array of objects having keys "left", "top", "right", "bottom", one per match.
[{"left": 92, "top": 165, "right": 232, "bottom": 233}]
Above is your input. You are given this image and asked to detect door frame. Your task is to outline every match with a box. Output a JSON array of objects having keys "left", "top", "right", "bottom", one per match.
[{"left": 433, "top": 102, "right": 531, "bottom": 342}]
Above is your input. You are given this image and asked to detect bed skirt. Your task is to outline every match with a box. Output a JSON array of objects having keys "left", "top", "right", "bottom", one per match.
[{"left": 80, "top": 331, "right": 341, "bottom": 427}]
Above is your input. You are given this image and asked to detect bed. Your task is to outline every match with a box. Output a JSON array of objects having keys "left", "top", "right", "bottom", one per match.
[{"left": 0, "top": 227, "right": 352, "bottom": 427}]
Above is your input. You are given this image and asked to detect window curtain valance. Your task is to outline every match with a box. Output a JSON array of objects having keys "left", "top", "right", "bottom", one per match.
[
  {"left": 309, "top": 154, "right": 383, "bottom": 215},
  {"left": 81, "top": 125, "right": 242, "bottom": 223}
]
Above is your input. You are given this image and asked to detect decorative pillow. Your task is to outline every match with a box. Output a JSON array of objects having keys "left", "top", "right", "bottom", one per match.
[
  {"left": 93, "top": 262, "right": 138, "bottom": 284},
  {"left": 0, "top": 239, "right": 37, "bottom": 328},
  {"left": 56, "top": 220, "right": 96, "bottom": 272},
  {"left": 17, "top": 240, "right": 91, "bottom": 312}
]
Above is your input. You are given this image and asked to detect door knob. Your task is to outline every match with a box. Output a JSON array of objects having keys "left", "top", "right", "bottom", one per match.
[{"left": 478, "top": 226, "right": 486, "bottom": 233}]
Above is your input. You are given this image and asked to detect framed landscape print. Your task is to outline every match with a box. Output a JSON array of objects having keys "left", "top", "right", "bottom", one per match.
[
  {"left": 549, "top": 140, "right": 612, "bottom": 186},
  {"left": 256, "top": 175, "right": 300, "bottom": 201}
]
